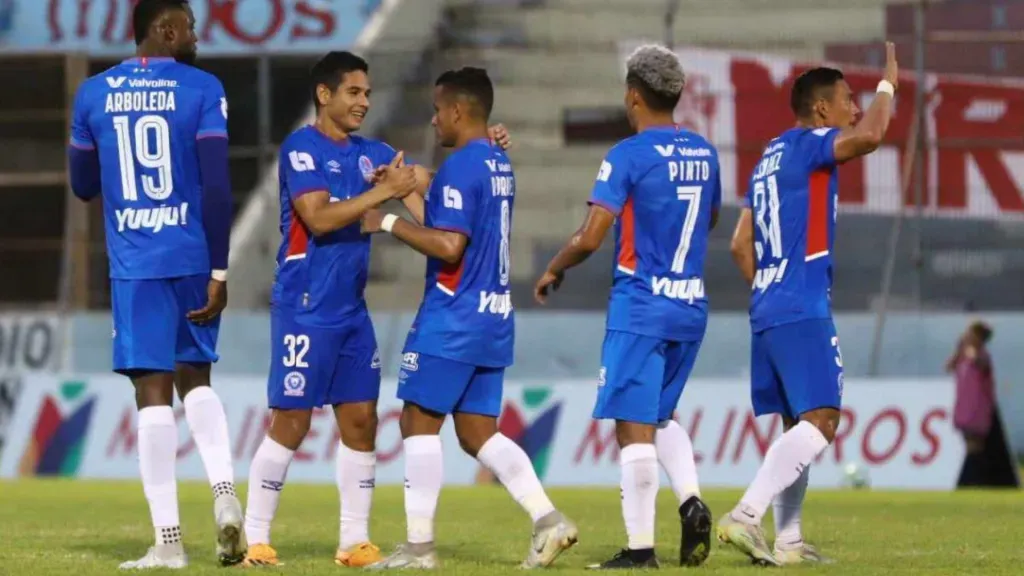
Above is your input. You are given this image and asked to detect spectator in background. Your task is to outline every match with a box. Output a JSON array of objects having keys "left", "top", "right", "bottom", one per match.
[{"left": 947, "top": 321, "right": 1019, "bottom": 488}]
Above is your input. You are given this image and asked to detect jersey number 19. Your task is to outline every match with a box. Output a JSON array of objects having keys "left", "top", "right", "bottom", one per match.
[{"left": 112, "top": 115, "right": 174, "bottom": 202}]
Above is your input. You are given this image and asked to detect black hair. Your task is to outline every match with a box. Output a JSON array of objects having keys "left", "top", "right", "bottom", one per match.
[
  {"left": 310, "top": 51, "right": 369, "bottom": 109},
  {"left": 625, "top": 71, "right": 679, "bottom": 113},
  {"left": 435, "top": 67, "right": 494, "bottom": 120},
  {"left": 790, "top": 67, "right": 846, "bottom": 117},
  {"left": 133, "top": 0, "right": 189, "bottom": 46}
]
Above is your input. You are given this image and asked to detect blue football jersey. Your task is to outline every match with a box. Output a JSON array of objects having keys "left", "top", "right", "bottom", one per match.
[
  {"left": 404, "top": 139, "right": 515, "bottom": 368},
  {"left": 69, "top": 57, "right": 226, "bottom": 279},
  {"left": 272, "top": 126, "right": 397, "bottom": 327},
  {"left": 746, "top": 127, "right": 840, "bottom": 332},
  {"left": 589, "top": 126, "right": 722, "bottom": 342}
]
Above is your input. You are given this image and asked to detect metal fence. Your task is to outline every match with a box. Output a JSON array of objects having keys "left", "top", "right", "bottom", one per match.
[{"left": 2, "top": 0, "right": 1023, "bottom": 323}]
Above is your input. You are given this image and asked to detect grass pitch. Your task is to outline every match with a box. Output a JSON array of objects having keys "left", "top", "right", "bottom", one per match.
[{"left": 0, "top": 479, "right": 1021, "bottom": 575}]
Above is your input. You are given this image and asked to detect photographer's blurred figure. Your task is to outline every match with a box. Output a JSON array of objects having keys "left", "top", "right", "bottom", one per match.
[{"left": 947, "top": 321, "right": 1018, "bottom": 488}]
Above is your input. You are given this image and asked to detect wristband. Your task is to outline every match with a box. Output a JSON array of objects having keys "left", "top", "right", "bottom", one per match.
[
  {"left": 381, "top": 214, "right": 399, "bottom": 234},
  {"left": 211, "top": 269, "right": 227, "bottom": 282},
  {"left": 876, "top": 80, "right": 895, "bottom": 97}
]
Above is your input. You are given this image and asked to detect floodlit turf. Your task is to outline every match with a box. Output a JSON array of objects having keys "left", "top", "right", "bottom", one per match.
[{"left": 0, "top": 479, "right": 1021, "bottom": 575}]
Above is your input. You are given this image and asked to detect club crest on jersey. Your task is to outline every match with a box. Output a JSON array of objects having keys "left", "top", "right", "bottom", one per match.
[
  {"left": 359, "top": 155, "right": 375, "bottom": 182},
  {"left": 401, "top": 352, "right": 419, "bottom": 372},
  {"left": 283, "top": 371, "right": 306, "bottom": 397}
]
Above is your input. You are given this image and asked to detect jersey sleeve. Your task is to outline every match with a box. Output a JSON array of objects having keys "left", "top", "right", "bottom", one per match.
[
  {"left": 427, "top": 162, "right": 477, "bottom": 237},
  {"left": 588, "top": 143, "right": 632, "bottom": 215},
  {"left": 69, "top": 84, "right": 95, "bottom": 150},
  {"left": 803, "top": 127, "right": 840, "bottom": 170},
  {"left": 280, "top": 138, "right": 328, "bottom": 200},
  {"left": 197, "top": 77, "right": 228, "bottom": 140}
]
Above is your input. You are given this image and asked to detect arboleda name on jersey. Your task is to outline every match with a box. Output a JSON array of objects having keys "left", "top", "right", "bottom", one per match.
[
  {"left": 116, "top": 203, "right": 189, "bottom": 233},
  {"left": 104, "top": 91, "right": 176, "bottom": 113}
]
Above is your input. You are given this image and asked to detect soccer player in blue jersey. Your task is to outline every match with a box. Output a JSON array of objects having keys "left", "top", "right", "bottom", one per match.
[
  {"left": 717, "top": 43, "right": 899, "bottom": 566},
  {"left": 66, "top": 0, "right": 242, "bottom": 569},
  {"left": 239, "top": 51, "right": 416, "bottom": 569},
  {"left": 535, "top": 45, "right": 717, "bottom": 569},
  {"left": 239, "top": 54, "right": 511, "bottom": 569},
  {"left": 361, "top": 67, "right": 577, "bottom": 570}
]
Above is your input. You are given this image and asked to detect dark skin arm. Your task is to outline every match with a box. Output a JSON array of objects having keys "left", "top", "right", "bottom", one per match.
[
  {"left": 832, "top": 42, "right": 898, "bottom": 164},
  {"left": 534, "top": 204, "right": 616, "bottom": 303},
  {"left": 361, "top": 211, "right": 468, "bottom": 264},
  {"left": 730, "top": 207, "right": 756, "bottom": 284}
]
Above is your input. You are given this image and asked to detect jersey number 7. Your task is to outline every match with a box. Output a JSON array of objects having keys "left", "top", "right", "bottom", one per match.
[
  {"left": 112, "top": 115, "right": 174, "bottom": 202},
  {"left": 671, "top": 186, "right": 702, "bottom": 274}
]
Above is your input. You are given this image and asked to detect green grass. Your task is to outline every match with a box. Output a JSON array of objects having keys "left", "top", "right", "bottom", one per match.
[{"left": 0, "top": 480, "right": 1021, "bottom": 575}]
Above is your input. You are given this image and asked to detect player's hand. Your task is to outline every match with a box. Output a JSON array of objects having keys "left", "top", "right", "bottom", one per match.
[
  {"left": 883, "top": 41, "right": 898, "bottom": 91},
  {"left": 187, "top": 279, "right": 227, "bottom": 325},
  {"left": 411, "top": 165, "right": 433, "bottom": 196},
  {"left": 361, "top": 208, "right": 385, "bottom": 234},
  {"left": 380, "top": 152, "right": 417, "bottom": 199},
  {"left": 533, "top": 269, "right": 564, "bottom": 304},
  {"left": 370, "top": 165, "right": 388, "bottom": 185},
  {"left": 488, "top": 123, "right": 512, "bottom": 150}
]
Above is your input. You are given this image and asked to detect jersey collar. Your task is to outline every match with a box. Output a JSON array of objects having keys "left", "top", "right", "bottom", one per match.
[{"left": 122, "top": 57, "right": 175, "bottom": 66}]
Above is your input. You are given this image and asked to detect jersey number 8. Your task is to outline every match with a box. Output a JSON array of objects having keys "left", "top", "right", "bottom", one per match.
[
  {"left": 112, "top": 114, "right": 174, "bottom": 202},
  {"left": 499, "top": 199, "right": 511, "bottom": 286}
]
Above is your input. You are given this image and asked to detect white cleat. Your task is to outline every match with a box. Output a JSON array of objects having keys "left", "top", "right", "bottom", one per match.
[
  {"left": 716, "top": 513, "right": 780, "bottom": 567},
  {"left": 521, "top": 516, "right": 579, "bottom": 569},
  {"left": 774, "top": 542, "right": 835, "bottom": 565},
  {"left": 214, "top": 494, "right": 245, "bottom": 566},
  {"left": 365, "top": 544, "right": 439, "bottom": 570},
  {"left": 118, "top": 544, "right": 188, "bottom": 570}
]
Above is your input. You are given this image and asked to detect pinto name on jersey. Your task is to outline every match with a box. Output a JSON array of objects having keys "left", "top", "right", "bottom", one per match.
[{"left": 589, "top": 127, "right": 722, "bottom": 342}]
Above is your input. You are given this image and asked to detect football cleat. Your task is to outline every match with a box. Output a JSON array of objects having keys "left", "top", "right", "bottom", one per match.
[
  {"left": 586, "top": 548, "right": 659, "bottom": 570},
  {"left": 365, "top": 544, "right": 439, "bottom": 570},
  {"left": 521, "top": 514, "right": 579, "bottom": 569},
  {"left": 240, "top": 543, "right": 281, "bottom": 567},
  {"left": 716, "top": 512, "right": 780, "bottom": 567},
  {"left": 214, "top": 494, "right": 245, "bottom": 566},
  {"left": 773, "top": 542, "right": 835, "bottom": 565},
  {"left": 678, "top": 495, "right": 712, "bottom": 566},
  {"left": 335, "top": 542, "right": 383, "bottom": 567},
  {"left": 118, "top": 544, "right": 188, "bottom": 570}
]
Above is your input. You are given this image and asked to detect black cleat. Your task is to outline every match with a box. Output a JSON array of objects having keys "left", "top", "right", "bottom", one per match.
[
  {"left": 586, "top": 548, "right": 660, "bottom": 570},
  {"left": 679, "top": 495, "right": 712, "bottom": 566}
]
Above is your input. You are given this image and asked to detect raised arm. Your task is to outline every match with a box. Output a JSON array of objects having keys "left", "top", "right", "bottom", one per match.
[{"left": 832, "top": 42, "right": 898, "bottom": 164}]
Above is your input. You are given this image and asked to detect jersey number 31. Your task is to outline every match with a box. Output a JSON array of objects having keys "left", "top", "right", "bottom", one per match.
[{"left": 112, "top": 114, "right": 174, "bottom": 202}]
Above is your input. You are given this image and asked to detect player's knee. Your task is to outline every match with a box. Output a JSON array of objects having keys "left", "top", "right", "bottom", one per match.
[
  {"left": 335, "top": 402, "right": 378, "bottom": 451},
  {"left": 801, "top": 409, "right": 840, "bottom": 444},
  {"left": 130, "top": 371, "right": 175, "bottom": 408},
  {"left": 268, "top": 409, "right": 313, "bottom": 450}
]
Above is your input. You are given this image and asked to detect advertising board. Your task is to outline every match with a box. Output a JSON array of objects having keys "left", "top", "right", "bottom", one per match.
[{"left": 0, "top": 375, "right": 964, "bottom": 490}]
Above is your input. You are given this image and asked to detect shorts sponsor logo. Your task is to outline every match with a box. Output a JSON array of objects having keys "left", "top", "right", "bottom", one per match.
[
  {"left": 401, "top": 352, "right": 419, "bottom": 372},
  {"left": 283, "top": 371, "right": 306, "bottom": 397}
]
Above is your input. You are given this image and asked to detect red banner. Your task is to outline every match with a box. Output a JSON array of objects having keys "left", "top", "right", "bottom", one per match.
[{"left": 626, "top": 45, "right": 1024, "bottom": 220}]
